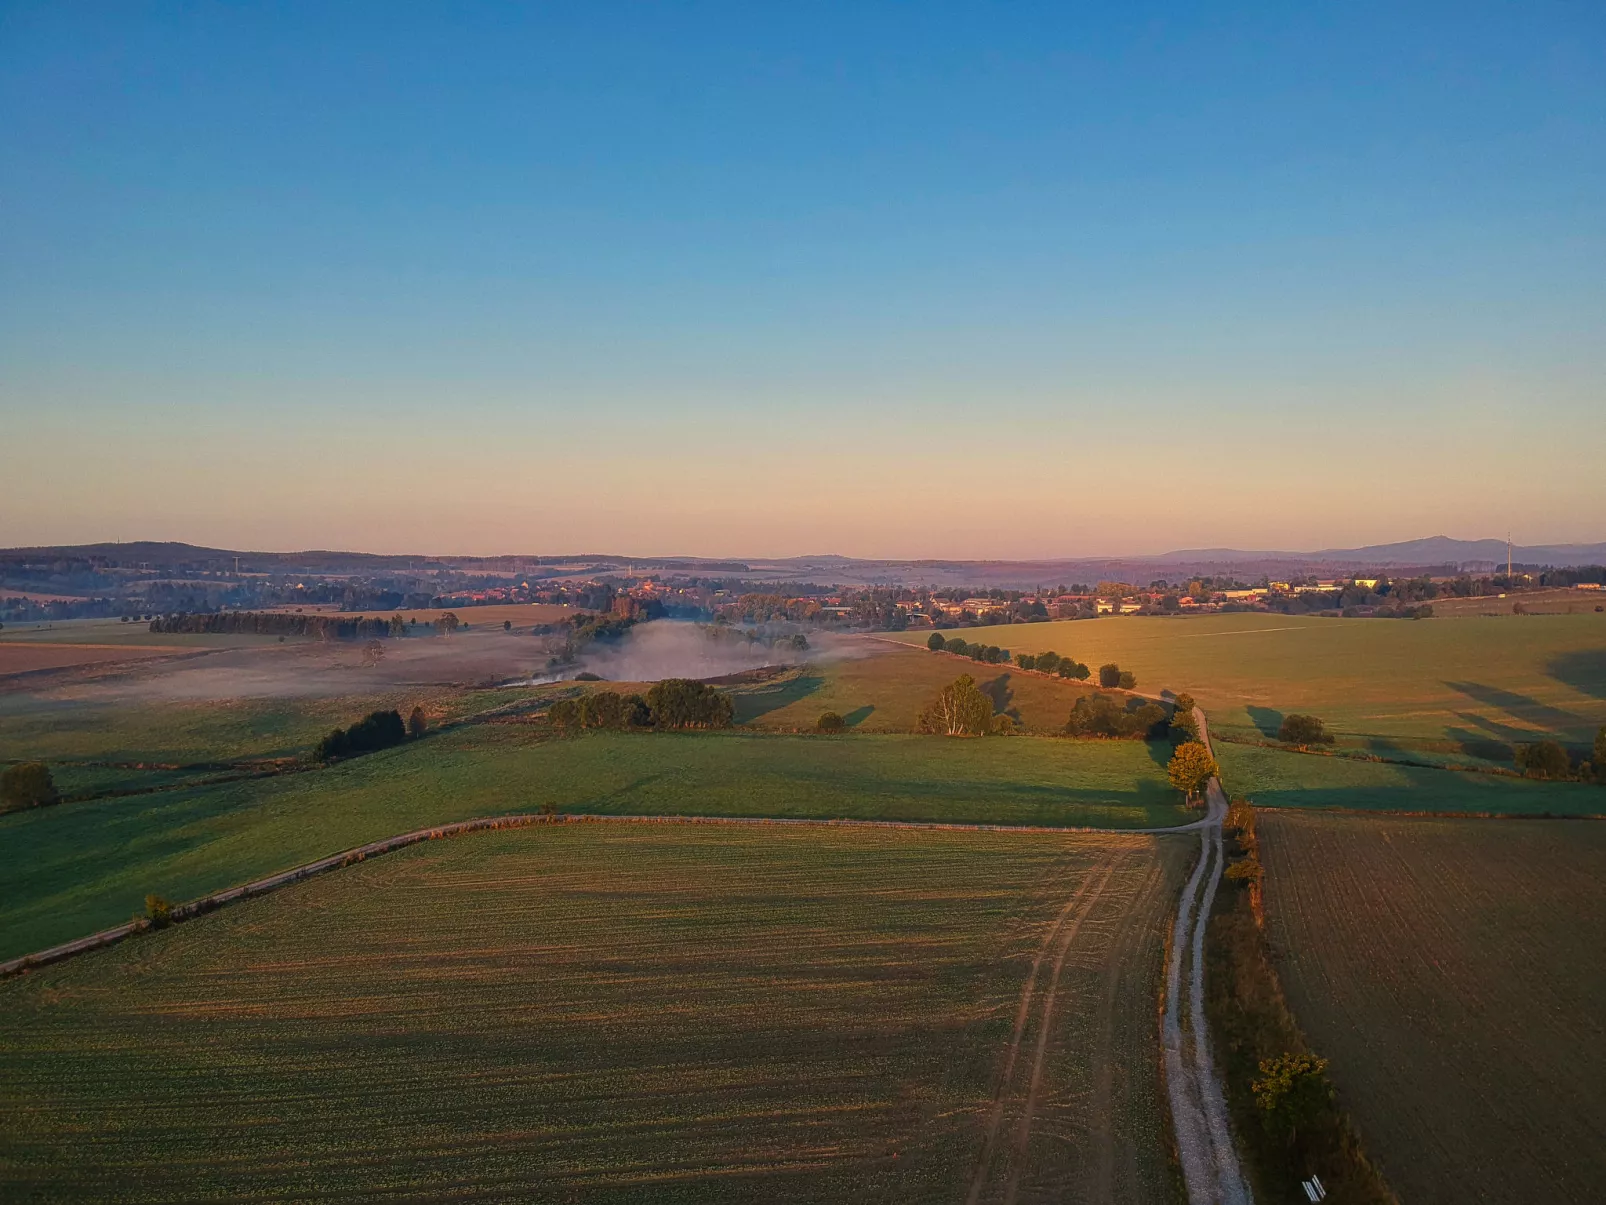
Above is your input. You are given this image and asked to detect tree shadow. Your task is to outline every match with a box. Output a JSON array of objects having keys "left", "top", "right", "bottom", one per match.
[
  {"left": 1444, "top": 727, "right": 1514, "bottom": 764},
  {"left": 1247, "top": 706, "right": 1284, "bottom": 739},
  {"left": 981, "top": 673, "right": 1021, "bottom": 720},
  {"left": 1548, "top": 649, "right": 1606, "bottom": 703},
  {"left": 731, "top": 672, "right": 825, "bottom": 723},
  {"left": 1145, "top": 738, "right": 1175, "bottom": 770},
  {"left": 1443, "top": 681, "right": 1586, "bottom": 733},
  {"left": 843, "top": 705, "right": 875, "bottom": 728}
]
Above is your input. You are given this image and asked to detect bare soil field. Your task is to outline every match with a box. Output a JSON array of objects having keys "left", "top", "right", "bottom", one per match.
[
  {"left": 1258, "top": 812, "right": 1606, "bottom": 1204},
  {"left": 0, "top": 642, "right": 187, "bottom": 677},
  {"left": 342, "top": 601, "right": 584, "bottom": 626},
  {"left": 0, "top": 822, "right": 1188, "bottom": 1203}
]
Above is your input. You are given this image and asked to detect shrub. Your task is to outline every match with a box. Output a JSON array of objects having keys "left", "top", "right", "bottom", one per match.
[
  {"left": 944, "top": 637, "right": 969, "bottom": 656},
  {"left": 145, "top": 894, "right": 173, "bottom": 929},
  {"left": 1278, "top": 714, "right": 1333, "bottom": 746},
  {"left": 926, "top": 632, "right": 946, "bottom": 651},
  {"left": 645, "top": 679, "right": 734, "bottom": 729},
  {"left": 1168, "top": 740, "right": 1218, "bottom": 801},
  {"left": 917, "top": 674, "right": 995, "bottom": 736},
  {"left": 1, "top": 762, "right": 59, "bottom": 811},
  {"left": 1225, "top": 858, "right": 1263, "bottom": 887},
  {"left": 407, "top": 707, "right": 428, "bottom": 738},
  {"left": 574, "top": 671, "right": 603, "bottom": 682},
  {"left": 992, "top": 713, "right": 1017, "bottom": 736},
  {"left": 580, "top": 691, "right": 626, "bottom": 729},
  {"left": 817, "top": 711, "right": 846, "bottom": 733},
  {"left": 1117, "top": 670, "right": 1137, "bottom": 690},
  {"left": 1014, "top": 653, "right": 1036, "bottom": 671},
  {"left": 1064, "top": 693, "right": 1167, "bottom": 739},
  {"left": 1056, "top": 659, "right": 1091, "bottom": 681},
  {"left": 1098, "top": 663, "right": 1122, "bottom": 688},
  {"left": 1034, "top": 651, "right": 1061, "bottom": 674},
  {"left": 1514, "top": 739, "right": 1572, "bottom": 780},
  {"left": 547, "top": 698, "right": 581, "bottom": 729}
]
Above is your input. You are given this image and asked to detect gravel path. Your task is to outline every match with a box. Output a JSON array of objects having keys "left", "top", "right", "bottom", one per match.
[{"left": 1163, "top": 711, "right": 1252, "bottom": 1205}]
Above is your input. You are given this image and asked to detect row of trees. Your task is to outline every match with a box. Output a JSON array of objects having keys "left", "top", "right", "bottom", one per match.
[
  {"left": 150, "top": 611, "right": 468, "bottom": 639},
  {"left": 1515, "top": 729, "right": 1606, "bottom": 782},
  {"left": 1063, "top": 693, "right": 1169, "bottom": 739},
  {"left": 926, "top": 633, "right": 1094, "bottom": 680},
  {"left": 548, "top": 679, "right": 734, "bottom": 732},
  {"left": 314, "top": 708, "right": 425, "bottom": 761}
]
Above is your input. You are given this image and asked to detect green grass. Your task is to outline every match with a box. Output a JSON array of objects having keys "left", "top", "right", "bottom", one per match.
[
  {"left": 893, "top": 611, "right": 1606, "bottom": 764},
  {"left": 0, "top": 726, "right": 1192, "bottom": 961},
  {"left": 0, "top": 823, "right": 1187, "bottom": 1203},
  {"left": 1216, "top": 740, "right": 1606, "bottom": 815}
]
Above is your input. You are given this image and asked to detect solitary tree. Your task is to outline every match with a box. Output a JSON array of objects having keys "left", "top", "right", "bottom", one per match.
[
  {"left": 917, "top": 674, "right": 995, "bottom": 736},
  {"left": 817, "top": 711, "right": 846, "bottom": 733},
  {"left": 1168, "top": 741, "right": 1218, "bottom": 803},
  {"left": 1, "top": 762, "right": 58, "bottom": 811},
  {"left": 926, "top": 632, "right": 945, "bottom": 651},
  {"left": 360, "top": 639, "right": 385, "bottom": 667},
  {"left": 407, "top": 706, "right": 428, "bottom": 738},
  {"left": 503, "top": 619, "right": 512, "bottom": 631},
  {"left": 1251, "top": 1053, "right": 1332, "bottom": 1145},
  {"left": 1278, "top": 714, "right": 1333, "bottom": 746}
]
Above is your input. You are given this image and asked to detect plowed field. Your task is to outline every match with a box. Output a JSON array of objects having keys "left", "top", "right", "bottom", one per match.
[
  {"left": 1259, "top": 813, "right": 1606, "bottom": 1204},
  {"left": 0, "top": 823, "right": 1189, "bottom": 1203}
]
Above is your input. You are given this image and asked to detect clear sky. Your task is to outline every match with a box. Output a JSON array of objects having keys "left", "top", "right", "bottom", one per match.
[{"left": 2, "top": 2, "right": 1602, "bottom": 558}]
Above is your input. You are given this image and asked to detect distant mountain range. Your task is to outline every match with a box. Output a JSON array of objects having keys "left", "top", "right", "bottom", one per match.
[{"left": 3, "top": 535, "right": 1603, "bottom": 590}]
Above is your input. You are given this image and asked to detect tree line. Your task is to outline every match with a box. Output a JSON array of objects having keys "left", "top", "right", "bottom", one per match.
[
  {"left": 315, "top": 708, "right": 426, "bottom": 761},
  {"left": 926, "top": 633, "right": 1092, "bottom": 679},
  {"left": 150, "top": 611, "right": 466, "bottom": 640}
]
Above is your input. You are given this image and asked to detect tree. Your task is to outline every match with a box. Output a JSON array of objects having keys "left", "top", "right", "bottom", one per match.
[
  {"left": 1098, "top": 663, "right": 1122, "bottom": 688},
  {"left": 817, "top": 711, "right": 846, "bottom": 733},
  {"left": 1117, "top": 670, "right": 1137, "bottom": 690},
  {"left": 407, "top": 706, "right": 428, "bottom": 738},
  {"left": 145, "top": 894, "right": 173, "bottom": 930},
  {"left": 503, "top": 619, "right": 512, "bottom": 631},
  {"left": 1514, "top": 739, "right": 1571, "bottom": 780},
  {"left": 1034, "top": 651, "right": 1061, "bottom": 675},
  {"left": 1278, "top": 714, "right": 1333, "bottom": 746},
  {"left": 547, "top": 698, "right": 581, "bottom": 729},
  {"left": 1, "top": 762, "right": 58, "bottom": 811},
  {"left": 1168, "top": 741, "right": 1218, "bottom": 802},
  {"left": 1595, "top": 725, "right": 1606, "bottom": 781},
  {"left": 1169, "top": 707, "right": 1200, "bottom": 743},
  {"left": 944, "top": 637, "right": 969, "bottom": 656},
  {"left": 360, "top": 639, "right": 385, "bottom": 667},
  {"left": 1056, "top": 659, "right": 1090, "bottom": 681},
  {"left": 580, "top": 691, "right": 626, "bottom": 729},
  {"left": 1014, "top": 652, "right": 1037, "bottom": 671},
  {"left": 1064, "top": 694, "right": 1167, "bottom": 739},
  {"left": 917, "top": 674, "right": 995, "bottom": 736},
  {"left": 436, "top": 612, "right": 461, "bottom": 636},
  {"left": 1251, "top": 1053, "right": 1332, "bottom": 1144},
  {"left": 646, "top": 678, "right": 733, "bottom": 729},
  {"left": 927, "top": 632, "right": 946, "bottom": 651}
]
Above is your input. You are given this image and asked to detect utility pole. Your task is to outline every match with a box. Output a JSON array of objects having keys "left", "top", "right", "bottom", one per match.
[{"left": 1507, "top": 533, "right": 1512, "bottom": 580}]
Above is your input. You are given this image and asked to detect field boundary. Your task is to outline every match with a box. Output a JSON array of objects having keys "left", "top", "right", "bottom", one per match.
[{"left": 0, "top": 807, "right": 1215, "bottom": 981}]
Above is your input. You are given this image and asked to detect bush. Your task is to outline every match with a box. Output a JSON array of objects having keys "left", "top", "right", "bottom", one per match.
[
  {"left": 1064, "top": 693, "right": 1167, "bottom": 739},
  {"left": 943, "top": 637, "right": 969, "bottom": 656},
  {"left": 1097, "top": 663, "right": 1121, "bottom": 688},
  {"left": 817, "top": 711, "right": 846, "bottom": 733},
  {"left": 1014, "top": 653, "right": 1036, "bottom": 671},
  {"left": 1252, "top": 1053, "right": 1333, "bottom": 1144},
  {"left": 1056, "top": 659, "right": 1091, "bottom": 681},
  {"left": 315, "top": 710, "right": 407, "bottom": 761},
  {"left": 1514, "top": 739, "right": 1572, "bottom": 780},
  {"left": 927, "top": 632, "right": 946, "bottom": 651},
  {"left": 574, "top": 671, "right": 603, "bottom": 682},
  {"left": 1, "top": 762, "right": 59, "bottom": 811},
  {"left": 407, "top": 706, "right": 427, "bottom": 738},
  {"left": 145, "top": 894, "right": 173, "bottom": 929},
  {"left": 1117, "top": 670, "right": 1137, "bottom": 690},
  {"left": 547, "top": 698, "right": 581, "bottom": 729},
  {"left": 645, "top": 679, "right": 733, "bottom": 729},
  {"left": 1034, "top": 651, "right": 1061, "bottom": 674},
  {"left": 1278, "top": 714, "right": 1333, "bottom": 746}
]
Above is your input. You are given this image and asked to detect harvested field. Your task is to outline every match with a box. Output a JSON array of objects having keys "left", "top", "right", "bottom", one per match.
[
  {"left": 0, "top": 823, "right": 1189, "bottom": 1202},
  {"left": 890, "top": 612, "right": 1606, "bottom": 761},
  {"left": 0, "top": 726, "right": 1192, "bottom": 960},
  {"left": 342, "top": 601, "right": 584, "bottom": 626},
  {"left": 735, "top": 640, "right": 1099, "bottom": 733},
  {"left": 1259, "top": 812, "right": 1606, "bottom": 1204}
]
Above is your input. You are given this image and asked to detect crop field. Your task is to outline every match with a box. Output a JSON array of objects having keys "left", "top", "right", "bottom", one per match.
[
  {"left": 0, "top": 640, "right": 191, "bottom": 678},
  {"left": 0, "top": 725, "right": 1193, "bottom": 961},
  {"left": 1258, "top": 812, "right": 1606, "bottom": 1204},
  {"left": 892, "top": 612, "right": 1606, "bottom": 764},
  {"left": 734, "top": 639, "right": 1099, "bottom": 733},
  {"left": 0, "top": 823, "right": 1189, "bottom": 1203},
  {"left": 341, "top": 601, "right": 584, "bottom": 626},
  {"left": 1215, "top": 741, "right": 1606, "bottom": 816}
]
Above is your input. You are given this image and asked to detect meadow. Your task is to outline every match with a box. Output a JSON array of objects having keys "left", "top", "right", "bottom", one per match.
[
  {"left": 1258, "top": 812, "right": 1606, "bottom": 1205},
  {"left": 891, "top": 611, "right": 1606, "bottom": 757},
  {"left": 0, "top": 823, "right": 1189, "bottom": 1203},
  {"left": 0, "top": 724, "right": 1192, "bottom": 961},
  {"left": 1214, "top": 740, "right": 1606, "bottom": 816}
]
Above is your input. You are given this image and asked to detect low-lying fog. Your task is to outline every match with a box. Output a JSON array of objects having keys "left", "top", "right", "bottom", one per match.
[{"left": 5, "top": 619, "right": 858, "bottom": 708}]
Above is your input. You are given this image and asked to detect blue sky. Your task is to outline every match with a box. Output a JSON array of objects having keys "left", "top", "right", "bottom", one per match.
[{"left": 2, "top": 2, "right": 1602, "bottom": 556}]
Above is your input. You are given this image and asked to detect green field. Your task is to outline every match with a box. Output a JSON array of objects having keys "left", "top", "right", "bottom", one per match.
[
  {"left": 1259, "top": 812, "right": 1606, "bottom": 1204},
  {"left": 0, "top": 823, "right": 1189, "bottom": 1203},
  {"left": 0, "top": 725, "right": 1191, "bottom": 961},
  {"left": 892, "top": 612, "right": 1606, "bottom": 759},
  {"left": 1215, "top": 740, "right": 1606, "bottom": 816}
]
